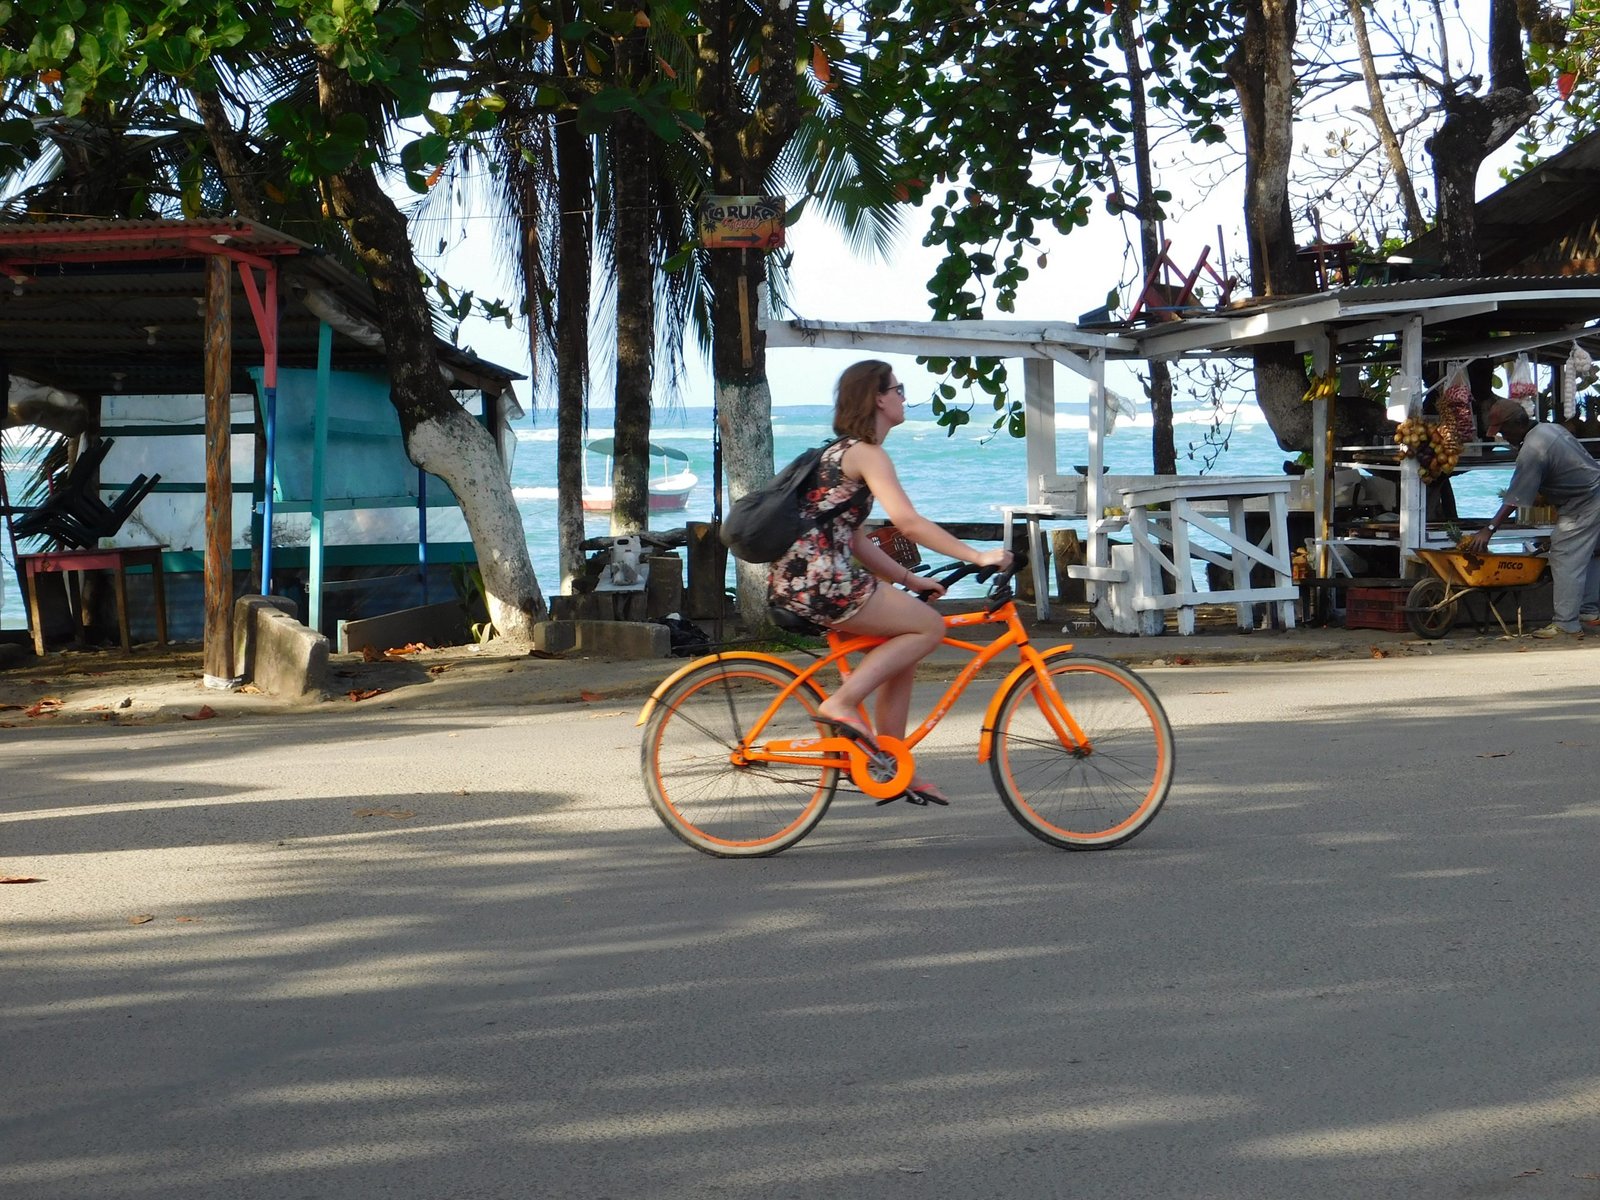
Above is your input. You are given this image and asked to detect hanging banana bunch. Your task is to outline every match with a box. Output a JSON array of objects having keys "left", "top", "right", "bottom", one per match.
[{"left": 1300, "top": 371, "right": 1338, "bottom": 403}]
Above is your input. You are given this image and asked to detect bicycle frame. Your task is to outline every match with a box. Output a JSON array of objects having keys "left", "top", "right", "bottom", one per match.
[{"left": 637, "top": 595, "right": 1094, "bottom": 800}]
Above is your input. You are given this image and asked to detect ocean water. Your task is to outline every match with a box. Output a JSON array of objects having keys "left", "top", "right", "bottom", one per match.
[{"left": 2, "top": 399, "right": 1507, "bottom": 629}]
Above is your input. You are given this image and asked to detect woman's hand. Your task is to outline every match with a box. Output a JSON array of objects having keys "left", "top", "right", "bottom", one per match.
[
  {"left": 973, "top": 548, "right": 1014, "bottom": 571},
  {"left": 903, "top": 571, "right": 947, "bottom": 598}
]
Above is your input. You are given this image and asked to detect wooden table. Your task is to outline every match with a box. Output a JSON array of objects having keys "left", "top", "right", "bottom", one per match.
[
  {"left": 18, "top": 545, "right": 168, "bottom": 656},
  {"left": 1076, "top": 477, "right": 1297, "bottom": 635}
]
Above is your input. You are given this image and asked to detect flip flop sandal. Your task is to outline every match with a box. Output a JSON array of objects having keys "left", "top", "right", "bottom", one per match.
[
  {"left": 874, "top": 784, "right": 950, "bottom": 807},
  {"left": 817, "top": 717, "right": 883, "bottom": 756}
]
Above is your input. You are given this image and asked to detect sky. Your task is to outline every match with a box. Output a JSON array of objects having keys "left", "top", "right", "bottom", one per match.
[{"left": 422, "top": 0, "right": 1521, "bottom": 427}]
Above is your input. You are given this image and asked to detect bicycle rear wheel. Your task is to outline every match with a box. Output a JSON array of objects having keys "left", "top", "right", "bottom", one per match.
[
  {"left": 641, "top": 659, "right": 839, "bottom": 857},
  {"left": 990, "top": 653, "right": 1174, "bottom": 849}
]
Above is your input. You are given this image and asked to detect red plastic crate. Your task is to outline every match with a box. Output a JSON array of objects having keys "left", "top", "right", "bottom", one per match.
[{"left": 1344, "top": 586, "right": 1409, "bottom": 632}]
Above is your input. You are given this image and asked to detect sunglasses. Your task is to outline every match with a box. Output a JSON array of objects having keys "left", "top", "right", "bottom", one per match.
[{"left": 882, "top": 382, "right": 906, "bottom": 397}]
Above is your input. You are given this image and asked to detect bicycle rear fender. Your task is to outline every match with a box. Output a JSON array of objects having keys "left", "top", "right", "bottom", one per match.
[
  {"left": 635, "top": 651, "right": 804, "bottom": 725},
  {"left": 977, "top": 643, "right": 1077, "bottom": 762}
]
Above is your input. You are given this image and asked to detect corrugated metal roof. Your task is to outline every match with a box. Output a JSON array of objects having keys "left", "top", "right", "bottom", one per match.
[
  {"left": 1127, "top": 274, "right": 1600, "bottom": 360},
  {"left": 1404, "top": 132, "right": 1600, "bottom": 270},
  {"left": 0, "top": 217, "right": 521, "bottom": 401}
]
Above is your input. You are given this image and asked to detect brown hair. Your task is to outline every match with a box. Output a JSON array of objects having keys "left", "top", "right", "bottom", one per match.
[{"left": 833, "top": 359, "right": 892, "bottom": 443}]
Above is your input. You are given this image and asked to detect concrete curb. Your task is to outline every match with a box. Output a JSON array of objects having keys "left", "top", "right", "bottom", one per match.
[{"left": 233, "top": 595, "right": 331, "bottom": 701}]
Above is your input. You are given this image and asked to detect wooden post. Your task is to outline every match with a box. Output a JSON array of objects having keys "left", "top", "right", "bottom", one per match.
[
  {"left": 685, "top": 521, "right": 727, "bottom": 619},
  {"left": 203, "top": 255, "right": 235, "bottom": 687}
]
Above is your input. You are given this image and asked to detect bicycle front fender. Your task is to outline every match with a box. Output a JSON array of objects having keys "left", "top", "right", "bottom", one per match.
[
  {"left": 977, "top": 643, "right": 1078, "bottom": 762},
  {"left": 635, "top": 651, "right": 804, "bottom": 726}
]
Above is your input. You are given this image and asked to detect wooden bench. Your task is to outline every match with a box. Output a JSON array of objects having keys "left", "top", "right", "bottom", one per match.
[{"left": 18, "top": 545, "right": 169, "bottom": 656}]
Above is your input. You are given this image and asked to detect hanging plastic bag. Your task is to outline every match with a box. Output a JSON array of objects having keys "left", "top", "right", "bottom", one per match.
[
  {"left": 1103, "top": 388, "right": 1137, "bottom": 434},
  {"left": 1563, "top": 342, "right": 1594, "bottom": 420},
  {"left": 1509, "top": 352, "right": 1537, "bottom": 417},
  {"left": 1439, "top": 361, "right": 1476, "bottom": 444}
]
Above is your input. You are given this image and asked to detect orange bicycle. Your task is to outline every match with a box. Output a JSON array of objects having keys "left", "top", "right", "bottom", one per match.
[{"left": 637, "top": 562, "right": 1175, "bottom": 858}]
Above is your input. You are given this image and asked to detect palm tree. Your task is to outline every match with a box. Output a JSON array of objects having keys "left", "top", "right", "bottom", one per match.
[{"left": 1, "top": 5, "right": 552, "bottom": 637}]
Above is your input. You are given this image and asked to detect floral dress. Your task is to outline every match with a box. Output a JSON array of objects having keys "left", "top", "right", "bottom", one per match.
[{"left": 768, "top": 437, "right": 877, "bottom": 625}]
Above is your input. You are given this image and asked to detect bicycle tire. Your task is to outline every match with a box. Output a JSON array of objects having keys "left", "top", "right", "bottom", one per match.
[
  {"left": 641, "top": 658, "right": 839, "bottom": 858},
  {"left": 990, "top": 652, "right": 1175, "bottom": 850},
  {"left": 1404, "top": 576, "right": 1455, "bottom": 639}
]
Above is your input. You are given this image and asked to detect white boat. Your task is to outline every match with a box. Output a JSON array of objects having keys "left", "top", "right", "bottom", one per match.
[{"left": 582, "top": 438, "right": 698, "bottom": 513}]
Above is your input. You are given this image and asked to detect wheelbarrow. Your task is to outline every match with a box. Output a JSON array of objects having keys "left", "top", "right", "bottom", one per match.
[{"left": 1404, "top": 548, "right": 1549, "bottom": 639}]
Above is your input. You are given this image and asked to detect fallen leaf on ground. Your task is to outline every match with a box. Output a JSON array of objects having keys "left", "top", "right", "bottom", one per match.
[
  {"left": 361, "top": 644, "right": 382, "bottom": 663},
  {"left": 1, "top": 876, "right": 44, "bottom": 884},
  {"left": 528, "top": 648, "right": 562, "bottom": 659},
  {"left": 346, "top": 688, "right": 386, "bottom": 702},
  {"left": 240, "top": 683, "right": 263, "bottom": 694},
  {"left": 25, "top": 698, "right": 62, "bottom": 718},
  {"left": 580, "top": 690, "right": 603, "bottom": 701},
  {"left": 116, "top": 696, "right": 132, "bottom": 708},
  {"left": 127, "top": 914, "right": 154, "bottom": 925},
  {"left": 182, "top": 705, "right": 217, "bottom": 721},
  {"left": 0, "top": 703, "right": 21, "bottom": 712},
  {"left": 1169, "top": 655, "right": 1194, "bottom": 666},
  {"left": 427, "top": 663, "right": 454, "bottom": 675},
  {"left": 1371, "top": 646, "right": 1389, "bottom": 658},
  {"left": 1476, "top": 751, "right": 1512, "bottom": 758},
  {"left": 385, "top": 642, "right": 428, "bottom": 656},
  {"left": 175, "top": 916, "right": 199, "bottom": 923},
  {"left": 1513, "top": 1168, "right": 1542, "bottom": 1178},
  {"left": 354, "top": 807, "right": 415, "bottom": 819}
]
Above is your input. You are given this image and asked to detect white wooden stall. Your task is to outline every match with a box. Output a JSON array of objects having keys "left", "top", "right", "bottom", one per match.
[{"left": 768, "top": 318, "right": 1301, "bottom": 632}]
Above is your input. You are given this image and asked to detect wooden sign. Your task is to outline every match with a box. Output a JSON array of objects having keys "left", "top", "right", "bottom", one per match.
[{"left": 698, "top": 196, "right": 786, "bottom": 250}]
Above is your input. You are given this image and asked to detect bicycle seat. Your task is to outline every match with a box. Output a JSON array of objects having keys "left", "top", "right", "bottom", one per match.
[{"left": 768, "top": 607, "right": 827, "bottom": 638}]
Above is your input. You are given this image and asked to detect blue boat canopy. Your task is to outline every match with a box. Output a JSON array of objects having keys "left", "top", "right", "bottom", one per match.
[{"left": 585, "top": 437, "right": 690, "bottom": 463}]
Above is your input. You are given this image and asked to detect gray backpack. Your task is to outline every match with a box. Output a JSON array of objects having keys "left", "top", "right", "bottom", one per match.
[{"left": 720, "top": 441, "right": 841, "bottom": 563}]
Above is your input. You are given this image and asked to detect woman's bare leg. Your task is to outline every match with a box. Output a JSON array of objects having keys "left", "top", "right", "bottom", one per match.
[{"left": 815, "top": 584, "right": 943, "bottom": 735}]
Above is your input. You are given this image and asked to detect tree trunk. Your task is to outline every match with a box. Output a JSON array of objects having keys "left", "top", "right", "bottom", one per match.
[
  {"left": 714, "top": 355, "right": 777, "bottom": 632},
  {"left": 1228, "top": 0, "right": 1319, "bottom": 451},
  {"left": 609, "top": 113, "right": 654, "bottom": 538},
  {"left": 698, "top": 0, "right": 801, "bottom": 629},
  {"left": 554, "top": 108, "right": 592, "bottom": 593},
  {"left": 1427, "top": 0, "right": 1537, "bottom": 276},
  {"left": 1346, "top": 0, "right": 1425, "bottom": 237},
  {"left": 317, "top": 57, "right": 546, "bottom": 639},
  {"left": 1112, "top": 0, "right": 1177, "bottom": 475}
]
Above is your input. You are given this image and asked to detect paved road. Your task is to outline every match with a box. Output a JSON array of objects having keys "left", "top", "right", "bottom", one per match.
[{"left": 4, "top": 645, "right": 1600, "bottom": 1199}]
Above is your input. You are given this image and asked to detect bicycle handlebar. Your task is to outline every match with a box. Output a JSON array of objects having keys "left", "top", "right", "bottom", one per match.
[{"left": 911, "top": 552, "right": 1028, "bottom": 610}]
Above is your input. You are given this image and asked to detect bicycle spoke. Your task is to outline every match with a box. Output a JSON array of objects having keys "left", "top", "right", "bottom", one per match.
[
  {"left": 991, "top": 656, "right": 1174, "bottom": 849},
  {"left": 641, "top": 661, "right": 839, "bottom": 857}
]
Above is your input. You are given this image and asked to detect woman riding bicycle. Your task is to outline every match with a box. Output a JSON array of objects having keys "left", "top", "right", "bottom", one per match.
[{"left": 767, "top": 359, "right": 1013, "bottom": 804}]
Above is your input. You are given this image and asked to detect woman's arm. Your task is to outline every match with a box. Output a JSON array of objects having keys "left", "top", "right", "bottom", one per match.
[
  {"left": 852, "top": 531, "right": 945, "bottom": 597},
  {"left": 845, "top": 441, "right": 1011, "bottom": 569},
  {"left": 1460, "top": 500, "right": 1519, "bottom": 554}
]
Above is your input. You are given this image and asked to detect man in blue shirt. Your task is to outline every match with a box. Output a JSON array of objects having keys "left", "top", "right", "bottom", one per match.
[{"left": 1462, "top": 398, "right": 1600, "bottom": 637}]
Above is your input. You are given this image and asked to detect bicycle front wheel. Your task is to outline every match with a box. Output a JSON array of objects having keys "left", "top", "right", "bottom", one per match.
[
  {"left": 991, "top": 653, "right": 1174, "bottom": 849},
  {"left": 641, "top": 659, "right": 839, "bottom": 858}
]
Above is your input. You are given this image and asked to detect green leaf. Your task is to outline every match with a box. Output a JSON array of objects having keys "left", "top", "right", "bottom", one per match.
[{"left": 49, "top": 22, "right": 76, "bottom": 59}]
